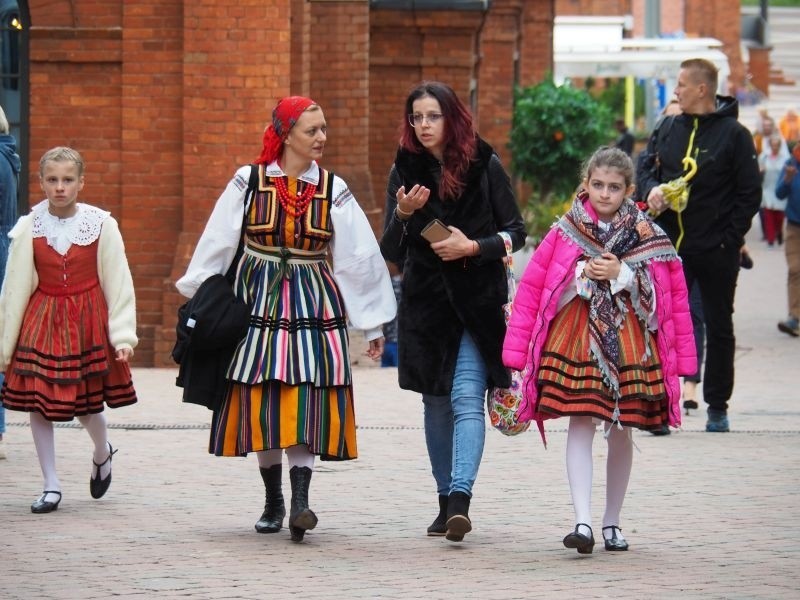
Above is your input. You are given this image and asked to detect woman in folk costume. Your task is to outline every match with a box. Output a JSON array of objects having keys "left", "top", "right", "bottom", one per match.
[
  {"left": 503, "top": 147, "right": 695, "bottom": 554},
  {"left": 0, "top": 146, "right": 138, "bottom": 513},
  {"left": 177, "top": 96, "right": 396, "bottom": 542}
]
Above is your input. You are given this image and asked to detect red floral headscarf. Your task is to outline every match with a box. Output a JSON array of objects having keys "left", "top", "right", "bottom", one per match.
[{"left": 255, "top": 96, "right": 317, "bottom": 165}]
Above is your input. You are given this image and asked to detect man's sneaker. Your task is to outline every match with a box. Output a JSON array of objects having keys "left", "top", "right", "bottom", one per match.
[
  {"left": 706, "top": 409, "right": 730, "bottom": 433},
  {"left": 778, "top": 317, "right": 799, "bottom": 338},
  {"left": 0, "top": 439, "right": 6, "bottom": 460}
]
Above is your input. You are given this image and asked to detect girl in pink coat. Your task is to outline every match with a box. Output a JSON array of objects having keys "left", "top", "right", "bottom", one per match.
[{"left": 503, "top": 147, "right": 695, "bottom": 554}]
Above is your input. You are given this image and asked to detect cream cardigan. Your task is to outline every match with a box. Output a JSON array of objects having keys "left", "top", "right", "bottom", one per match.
[{"left": 0, "top": 203, "right": 137, "bottom": 371}]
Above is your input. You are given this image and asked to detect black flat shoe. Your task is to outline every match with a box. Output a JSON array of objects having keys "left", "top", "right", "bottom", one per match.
[
  {"left": 31, "top": 490, "right": 62, "bottom": 514},
  {"left": 602, "top": 525, "right": 629, "bottom": 551},
  {"left": 90, "top": 443, "right": 118, "bottom": 499},
  {"left": 563, "top": 523, "right": 595, "bottom": 554},
  {"left": 683, "top": 399, "right": 699, "bottom": 413}
]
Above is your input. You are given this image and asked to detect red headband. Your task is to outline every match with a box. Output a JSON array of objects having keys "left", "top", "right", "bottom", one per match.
[{"left": 255, "top": 96, "right": 316, "bottom": 165}]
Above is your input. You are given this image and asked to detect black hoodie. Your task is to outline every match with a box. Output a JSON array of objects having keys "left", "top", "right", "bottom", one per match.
[{"left": 638, "top": 95, "right": 761, "bottom": 255}]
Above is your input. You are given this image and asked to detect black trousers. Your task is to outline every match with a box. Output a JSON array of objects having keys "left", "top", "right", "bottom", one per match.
[{"left": 680, "top": 245, "right": 740, "bottom": 413}]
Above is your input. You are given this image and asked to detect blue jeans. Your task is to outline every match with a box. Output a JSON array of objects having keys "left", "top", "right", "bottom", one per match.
[
  {"left": 0, "top": 373, "right": 5, "bottom": 434},
  {"left": 422, "top": 331, "right": 488, "bottom": 497}
]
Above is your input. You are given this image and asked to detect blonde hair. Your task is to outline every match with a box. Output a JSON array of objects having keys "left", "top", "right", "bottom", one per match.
[
  {"left": 680, "top": 58, "right": 719, "bottom": 93},
  {"left": 39, "top": 146, "right": 85, "bottom": 177}
]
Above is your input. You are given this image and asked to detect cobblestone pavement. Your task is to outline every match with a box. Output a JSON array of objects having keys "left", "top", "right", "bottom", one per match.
[{"left": 2, "top": 223, "right": 798, "bottom": 599}]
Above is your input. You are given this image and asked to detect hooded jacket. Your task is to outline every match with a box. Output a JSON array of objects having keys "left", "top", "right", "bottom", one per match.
[
  {"left": 776, "top": 153, "right": 800, "bottom": 226},
  {"left": 502, "top": 211, "right": 696, "bottom": 429},
  {"left": 637, "top": 96, "right": 761, "bottom": 255},
  {"left": 380, "top": 137, "right": 526, "bottom": 395},
  {"left": 0, "top": 132, "right": 21, "bottom": 278}
]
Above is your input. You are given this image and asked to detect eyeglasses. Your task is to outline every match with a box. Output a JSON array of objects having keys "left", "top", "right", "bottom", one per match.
[{"left": 408, "top": 113, "right": 444, "bottom": 127}]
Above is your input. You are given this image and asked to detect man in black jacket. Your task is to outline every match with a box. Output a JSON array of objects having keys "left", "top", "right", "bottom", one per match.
[{"left": 638, "top": 58, "right": 761, "bottom": 433}]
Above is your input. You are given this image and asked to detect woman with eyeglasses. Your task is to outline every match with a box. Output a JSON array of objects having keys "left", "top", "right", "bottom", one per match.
[{"left": 380, "top": 81, "right": 526, "bottom": 542}]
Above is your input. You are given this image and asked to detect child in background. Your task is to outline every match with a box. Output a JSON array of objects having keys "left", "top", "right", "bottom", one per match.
[
  {"left": 0, "top": 147, "right": 138, "bottom": 513},
  {"left": 503, "top": 147, "right": 695, "bottom": 554}
]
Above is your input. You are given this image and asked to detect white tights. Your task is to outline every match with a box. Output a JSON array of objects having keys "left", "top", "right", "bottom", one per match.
[
  {"left": 566, "top": 416, "right": 632, "bottom": 540},
  {"left": 256, "top": 444, "right": 315, "bottom": 470},
  {"left": 29, "top": 411, "right": 113, "bottom": 501}
]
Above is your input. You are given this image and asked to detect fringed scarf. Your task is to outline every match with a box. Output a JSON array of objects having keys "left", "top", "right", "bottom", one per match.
[{"left": 557, "top": 192, "right": 678, "bottom": 412}]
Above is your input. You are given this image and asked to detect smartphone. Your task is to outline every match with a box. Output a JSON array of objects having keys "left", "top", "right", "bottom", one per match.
[{"left": 420, "top": 219, "right": 452, "bottom": 243}]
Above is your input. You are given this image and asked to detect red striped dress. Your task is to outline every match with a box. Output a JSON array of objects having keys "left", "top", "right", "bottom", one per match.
[
  {"left": 537, "top": 295, "right": 668, "bottom": 431},
  {"left": 1, "top": 238, "right": 137, "bottom": 420}
]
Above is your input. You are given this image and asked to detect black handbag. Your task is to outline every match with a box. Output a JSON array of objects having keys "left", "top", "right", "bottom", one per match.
[{"left": 172, "top": 165, "right": 258, "bottom": 409}]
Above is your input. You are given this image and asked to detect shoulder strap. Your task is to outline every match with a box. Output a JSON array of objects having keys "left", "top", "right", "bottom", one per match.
[{"left": 225, "top": 164, "right": 259, "bottom": 283}]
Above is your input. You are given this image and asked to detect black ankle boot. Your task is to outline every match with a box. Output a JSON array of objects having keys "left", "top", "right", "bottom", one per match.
[
  {"left": 445, "top": 491, "right": 472, "bottom": 542},
  {"left": 289, "top": 466, "right": 318, "bottom": 542},
  {"left": 427, "top": 495, "right": 448, "bottom": 536},
  {"left": 255, "top": 464, "right": 286, "bottom": 534}
]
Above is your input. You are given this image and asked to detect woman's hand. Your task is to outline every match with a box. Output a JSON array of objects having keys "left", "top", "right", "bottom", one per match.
[
  {"left": 365, "top": 337, "right": 385, "bottom": 362},
  {"left": 583, "top": 252, "right": 621, "bottom": 281},
  {"left": 430, "top": 226, "right": 477, "bottom": 261},
  {"left": 395, "top": 184, "right": 431, "bottom": 218},
  {"left": 116, "top": 348, "right": 133, "bottom": 363}
]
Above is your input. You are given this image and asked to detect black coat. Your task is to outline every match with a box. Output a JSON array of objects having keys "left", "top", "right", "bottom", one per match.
[
  {"left": 636, "top": 96, "right": 761, "bottom": 254},
  {"left": 172, "top": 274, "right": 250, "bottom": 411},
  {"left": 380, "top": 138, "right": 526, "bottom": 395}
]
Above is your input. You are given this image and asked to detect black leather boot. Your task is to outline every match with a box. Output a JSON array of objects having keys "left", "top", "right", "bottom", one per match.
[
  {"left": 445, "top": 491, "right": 472, "bottom": 542},
  {"left": 255, "top": 464, "right": 286, "bottom": 534},
  {"left": 427, "top": 495, "right": 448, "bottom": 536},
  {"left": 289, "top": 466, "right": 318, "bottom": 542}
]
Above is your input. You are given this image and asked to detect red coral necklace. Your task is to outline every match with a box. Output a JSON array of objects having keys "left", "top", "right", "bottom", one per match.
[{"left": 274, "top": 176, "right": 316, "bottom": 219}]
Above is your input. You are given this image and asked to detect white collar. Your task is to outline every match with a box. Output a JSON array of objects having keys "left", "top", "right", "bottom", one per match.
[
  {"left": 264, "top": 160, "right": 320, "bottom": 185},
  {"left": 31, "top": 200, "right": 110, "bottom": 250}
]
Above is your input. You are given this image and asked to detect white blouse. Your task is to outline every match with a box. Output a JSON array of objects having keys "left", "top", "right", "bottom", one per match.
[{"left": 176, "top": 162, "right": 397, "bottom": 341}]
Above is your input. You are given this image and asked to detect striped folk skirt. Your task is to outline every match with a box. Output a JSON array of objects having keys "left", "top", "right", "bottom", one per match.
[
  {"left": 209, "top": 380, "right": 357, "bottom": 460},
  {"left": 537, "top": 296, "right": 668, "bottom": 431},
  {"left": 209, "top": 246, "right": 356, "bottom": 459}
]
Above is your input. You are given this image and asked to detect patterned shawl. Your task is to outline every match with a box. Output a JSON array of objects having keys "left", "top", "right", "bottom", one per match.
[{"left": 557, "top": 191, "right": 678, "bottom": 405}]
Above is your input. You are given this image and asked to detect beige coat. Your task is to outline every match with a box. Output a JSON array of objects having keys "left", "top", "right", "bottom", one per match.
[{"left": 0, "top": 206, "right": 137, "bottom": 371}]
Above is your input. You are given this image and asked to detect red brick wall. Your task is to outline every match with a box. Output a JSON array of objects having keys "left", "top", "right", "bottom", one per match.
[
  {"left": 368, "top": 8, "right": 484, "bottom": 210},
  {"left": 25, "top": 0, "right": 554, "bottom": 366},
  {"left": 308, "top": 1, "right": 376, "bottom": 225}
]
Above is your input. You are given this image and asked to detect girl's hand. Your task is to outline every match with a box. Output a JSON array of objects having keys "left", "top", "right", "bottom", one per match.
[
  {"left": 116, "top": 348, "right": 133, "bottom": 363},
  {"left": 583, "top": 252, "right": 621, "bottom": 281},
  {"left": 365, "top": 337, "right": 385, "bottom": 362},
  {"left": 430, "top": 226, "right": 476, "bottom": 261}
]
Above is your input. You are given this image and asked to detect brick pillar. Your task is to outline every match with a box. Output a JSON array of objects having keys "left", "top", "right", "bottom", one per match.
[
  {"left": 159, "top": 1, "right": 291, "bottom": 366},
  {"left": 746, "top": 45, "right": 772, "bottom": 97},
  {"left": 367, "top": 8, "right": 484, "bottom": 222},
  {"left": 476, "top": 0, "right": 523, "bottom": 166},
  {"left": 307, "top": 0, "right": 377, "bottom": 225},
  {"left": 121, "top": 0, "right": 183, "bottom": 367},
  {"left": 685, "top": 0, "right": 746, "bottom": 92}
]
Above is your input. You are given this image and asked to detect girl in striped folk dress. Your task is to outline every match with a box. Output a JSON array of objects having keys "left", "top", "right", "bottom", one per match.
[
  {"left": 503, "top": 147, "right": 695, "bottom": 554},
  {"left": 0, "top": 147, "right": 138, "bottom": 514},
  {"left": 177, "top": 97, "right": 396, "bottom": 542}
]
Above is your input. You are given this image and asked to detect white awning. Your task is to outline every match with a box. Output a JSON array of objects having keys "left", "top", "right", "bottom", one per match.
[{"left": 554, "top": 16, "right": 731, "bottom": 90}]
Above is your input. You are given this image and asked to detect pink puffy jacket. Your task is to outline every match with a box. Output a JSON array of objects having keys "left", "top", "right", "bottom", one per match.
[{"left": 502, "top": 225, "right": 696, "bottom": 429}]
